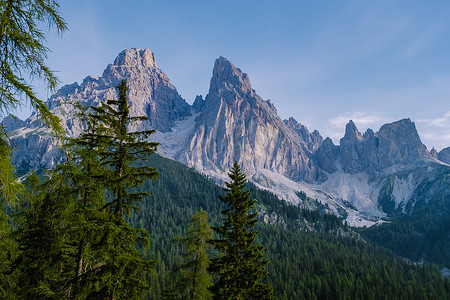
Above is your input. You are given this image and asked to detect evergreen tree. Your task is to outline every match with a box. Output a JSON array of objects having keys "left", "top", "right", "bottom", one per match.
[
  {"left": 209, "top": 161, "right": 273, "bottom": 299},
  {"left": 0, "top": 0, "right": 66, "bottom": 133},
  {"left": 0, "top": 130, "right": 19, "bottom": 297},
  {"left": 174, "top": 209, "right": 213, "bottom": 300},
  {"left": 14, "top": 170, "right": 74, "bottom": 298},
  {"left": 61, "top": 104, "right": 112, "bottom": 298},
  {"left": 83, "top": 79, "right": 159, "bottom": 299},
  {"left": 1, "top": 3, "right": 66, "bottom": 294}
]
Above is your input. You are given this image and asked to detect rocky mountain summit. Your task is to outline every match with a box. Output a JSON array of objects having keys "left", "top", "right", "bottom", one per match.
[
  {"left": 318, "top": 118, "right": 432, "bottom": 174},
  {"left": 3, "top": 48, "right": 450, "bottom": 226},
  {"left": 5, "top": 48, "right": 191, "bottom": 173},
  {"left": 176, "top": 57, "right": 326, "bottom": 183},
  {"left": 47, "top": 48, "right": 191, "bottom": 135}
]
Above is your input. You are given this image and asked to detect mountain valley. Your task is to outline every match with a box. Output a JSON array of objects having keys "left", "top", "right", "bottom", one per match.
[{"left": 3, "top": 48, "right": 450, "bottom": 271}]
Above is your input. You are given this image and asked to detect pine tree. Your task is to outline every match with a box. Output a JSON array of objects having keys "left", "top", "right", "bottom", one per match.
[
  {"left": 174, "top": 209, "right": 213, "bottom": 300},
  {"left": 209, "top": 161, "right": 273, "bottom": 299},
  {"left": 82, "top": 79, "right": 159, "bottom": 299},
  {"left": 61, "top": 104, "right": 112, "bottom": 298},
  {"left": 14, "top": 170, "right": 74, "bottom": 298}
]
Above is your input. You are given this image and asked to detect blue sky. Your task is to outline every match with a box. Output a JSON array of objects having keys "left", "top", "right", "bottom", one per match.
[{"left": 12, "top": 0, "right": 450, "bottom": 150}]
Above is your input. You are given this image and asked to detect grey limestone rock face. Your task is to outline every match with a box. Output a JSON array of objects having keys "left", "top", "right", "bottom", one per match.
[
  {"left": 376, "top": 118, "right": 430, "bottom": 168},
  {"left": 0, "top": 114, "right": 26, "bottom": 132},
  {"left": 330, "top": 118, "right": 431, "bottom": 174},
  {"left": 11, "top": 133, "right": 63, "bottom": 175},
  {"left": 438, "top": 147, "right": 450, "bottom": 164},
  {"left": 283, "top": 117, "right": 323, "bottom": 151},
  {"left": 176, "top": 57, "right": 326, "bottom": 183},
  {"left": 339, "top": 121, "right": 380, "bottom": 173},
  {"left": 8, "top": 48, "right": 191, "bottom": 173},
  {"left": 47, "top": 48, "right": 191, "bottom": 135},
  {"left": 192, "top": 95, "right": 205, "bottom": 113},
  {"left": 315, "top": 137, "right": 339, "bottom": 173}
]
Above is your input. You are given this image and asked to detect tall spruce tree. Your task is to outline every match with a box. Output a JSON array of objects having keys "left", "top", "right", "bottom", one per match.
[
  {"left": 14, "top": 170, "right": 74, "bottom": 298},
  {"left": 210, "top": 161, "right": 273, "bottom": 299},
  {"left": 61, "top": 104, "right": 112, "bottom": 298},
  {"left": 174, "top": 209, "right": 213, "bottom": 300},
  {"left": 83, "top": 79, "right": 159, "bottom": 299}
]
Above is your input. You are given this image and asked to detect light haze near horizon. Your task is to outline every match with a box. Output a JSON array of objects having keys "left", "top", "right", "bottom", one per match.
[{"left": 9, "top": 0, "right": 450, "bottom": 151}]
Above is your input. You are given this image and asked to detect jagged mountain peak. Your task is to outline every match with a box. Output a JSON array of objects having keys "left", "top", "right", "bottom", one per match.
[
  {"left": 209, "top": 56, "right": 253, "bottom": 94},
  {"left": 342, "top": 120, "right": 363, "bottom": 141},
  {"left": 378, "top": 118, "right": 414, "bottom": 136},
  {"left": 283, "top": 117, "right": 323, "bottom": 151},
  {"left": 113, "top": 48, "right": 158, "bottom": 68},
  {"left": 45, "top": 48, "right": 190, "bottom": 134},
  {"left": 376, "top": 118, "right": 429, "bottom": 162},
  {"left": 177, "top": 57, "right": 326, "bottom": 184}
]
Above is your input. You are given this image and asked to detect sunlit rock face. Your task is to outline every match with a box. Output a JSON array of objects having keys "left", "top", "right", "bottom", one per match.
[
  {"left": 47, "top": 48, "right": 191, "bottom": 135},
  {"left": 176, "top": 57, "right": 327, "bottom": 183},
  {"left": 5, "top": 48, "right": 191, "bottom": 172},
  {"left": 317, "top": 118, "right": 432, "bottom": 175},
  {"left": 4, "top": 48, "right": 449, "bottom": 227}
]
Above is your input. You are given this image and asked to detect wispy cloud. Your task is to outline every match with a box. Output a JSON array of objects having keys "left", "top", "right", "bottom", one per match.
[
  {"left": 325, "top": 112, "right": 388, "bottom": 144},
  {"left": 329, "top": 112, "right": 387, "bottom": 128},
  {"left": 417, "top": 111, "right": 450, "bottom": 128},
  {"left": 416, "top": 111, "right": 450, "bottom": 150}
]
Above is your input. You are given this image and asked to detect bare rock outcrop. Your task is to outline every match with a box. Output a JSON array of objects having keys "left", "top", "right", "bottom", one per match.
[
  {"left": 438, "top": 147, "right": 450, "bottom": 164},
  {"left": 177, "top": 57, "right": 326, "bottom": 183}
]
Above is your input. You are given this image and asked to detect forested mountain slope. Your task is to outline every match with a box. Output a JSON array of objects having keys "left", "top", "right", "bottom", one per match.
[{"left": 127, "top": 154, "right": 450, "bottom": 299}]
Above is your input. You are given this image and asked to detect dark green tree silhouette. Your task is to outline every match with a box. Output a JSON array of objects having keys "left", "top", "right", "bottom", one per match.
[
  {"left": 209, "top": 161, "right": 273, "bottom": 299},
  {"left": 14, "top": 171, "right": 74, "bottom": 298},
  {"left": 84, "top": 79, "right": 159, "bottom": 299},
  {"left": 60, "top": 104, "right": 112, "bottom": 298},
  {"left": 174, "top": 209, "right": 213, "bottom": 300}
]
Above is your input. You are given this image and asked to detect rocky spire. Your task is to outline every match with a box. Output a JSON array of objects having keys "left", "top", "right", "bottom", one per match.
[
  {"left": 208, "top": 57, "right": 253, "bottom": 95},
  {"left": 284, "top": 117, "right": 323, "bottom": 151},
  {"left": 177, "top": 56, "right": 326, "bottom": 183},
  {"left": 430, "top": 147, "right": 438, "bottom": 159},
  {"left": 342, "top": 120, "right": 363, "bottom": 141}
]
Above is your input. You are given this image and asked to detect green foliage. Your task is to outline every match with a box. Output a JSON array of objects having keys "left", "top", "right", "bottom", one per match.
[
  {"left": 1, "top": 3, "right": 66, "bottom": 293},
  {"left": 0, "top": 128, "right": 21, "bottom": 203},
  {"left": 0, "top": 0, "right": 66, "bottom": 134},
  {"left": 261, "top": 224, "right": 450, "bottom": 300},
  {"left": 126, "top": 154, "right": 450, "bottom": 299},
  {"left": 362, "top": 194, "right": 450, "bottom": 268},
  {"left": 9, "top": 80, "right": 160, "bottom": 298},
  {"left": 172, "top": 210, "right": 213, "bottom": 300},
  {"left": 377, "top": 177, "right": 396, "bottom": 214},
  {"left": 13, "top": 171, "right": 73, "bottom": 298},
  {"left": 80, "top": 79, "right": 158, "bottom": 298},
  {"left": 90, "top": 79, "right": 159, "bottom": 216},
  {"left": 209, "top": 161, "right": 273, "bottom": 300}
]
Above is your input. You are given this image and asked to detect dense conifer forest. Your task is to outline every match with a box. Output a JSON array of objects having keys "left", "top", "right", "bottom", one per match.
[
  {"left": 129, "top": 153, "right": 450, "bottom": 299},
  {"left": 1, "top": 1, "right": 450, "bottom": 298},
  {"left": 0, "top": 79, "right": 448, "bottom": 298}
]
